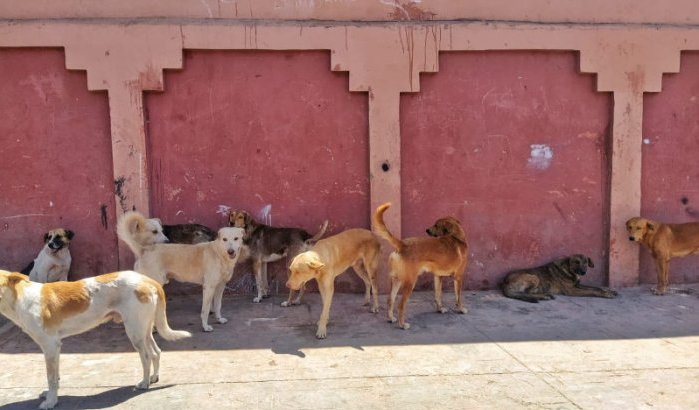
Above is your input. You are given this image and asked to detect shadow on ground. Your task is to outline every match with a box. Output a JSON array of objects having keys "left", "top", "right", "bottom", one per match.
[{"left": 0, "top": 385, "right": 174, "bottom": 410}]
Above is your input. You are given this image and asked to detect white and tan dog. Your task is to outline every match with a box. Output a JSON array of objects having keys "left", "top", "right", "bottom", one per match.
[
  {"left": 117, "top": 211, "right": 169, "bottom": 258},
  {"left": 0, "top": 270, "right": 191, "bottom": 410},
  {"left": 21, "top": 229, "right": 74, "bottom": 283},
  {"left": 118, "top": 212, "right": 245, "bottom": 332}
]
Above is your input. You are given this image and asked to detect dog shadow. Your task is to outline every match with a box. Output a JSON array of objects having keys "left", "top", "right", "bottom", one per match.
[{"left": 0, "top": 385, "right": 173, "bottom": 410}]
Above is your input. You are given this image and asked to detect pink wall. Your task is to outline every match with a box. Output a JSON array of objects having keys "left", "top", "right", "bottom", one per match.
[
  {"left": 144, "top": 50, "right": 369, "bottom": 291},
  {"left": 401, "top": 52, "right": 612, "bottom": 289},
  {"left": 0, "top": 48, "right": 117, "bottom": 278},
  {"left": 641, "top": 51, "right": 699, "bottom": 284}
]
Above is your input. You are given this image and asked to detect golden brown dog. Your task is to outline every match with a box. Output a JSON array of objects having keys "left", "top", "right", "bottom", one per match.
[
  {"left": 373, "top": 203, "right": 468, "bottom": 330},
  {"left": 286, "top": 229, "right": 380, "bottom": 339},
  {"left": 501, "top": 254, "right": 617, "bottom": 303},
  {"left": 626, "top": 216, "right": 699, "bottom": 295},
  {"left": 0, "top": 270, "right": 190, "bottom": 409}
]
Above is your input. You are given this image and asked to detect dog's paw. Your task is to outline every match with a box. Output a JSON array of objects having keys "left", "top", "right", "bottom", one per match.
[
  {"left": 437, "top": 307, "right": 448, "bottom": 314},
  {"left": 605, "top": 289, "right": 618, "bottom": 298},
  {"left": 456, "top": 306, "right": 468, "bottom": 314},
  {"left": 400, "top": 322, "right": 411, "bottom": 330},
  {"left": 217, "top": 317, "right": 228, "bottom": 324},
  {"left": 135, "top": 380, "right": 150, "bottom": 390},
  {"left": 280, "top": 301, "right": 290, "bottom": 307},
  {"left": 315, "top": 327, "right": 327, "bottom": 339},
  {"left": 388, "top": 316, "right": 397, "bottom": 323},
  {"left": 202, "top": 324, "right": 214, "bottom": 332},
  {"left": 370, "top": 306, "right": 379, "bottom": 314},
  {"left": 149, "top": 374, "right": 159, "bottom": 384},
  {"left": 652, "top": 287, "right": 667, "bottom": 296},
  {"left": 39, "top": 391, "right": 48, "bottom": 399},
  {"left": 252, "top": 297, "right": 263, "bottom": 303},
  {"left": 39, "top": 398, "right": 57, "bottom": 410}
]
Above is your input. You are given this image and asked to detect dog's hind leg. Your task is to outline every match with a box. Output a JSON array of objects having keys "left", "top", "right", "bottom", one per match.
[
  {"left": 252, "top": 258, "right": 264, "bottom": 303},
  {"left": 352, "top": 260, "right": 372, "bottom": 307},
  {"left": 387, "top": 276, "right": 401, "bottom": 324},
  {"left": 124, "top": 316, "right": 153, "bottom": 389},
  {"left": 147, "top": 330, "right": 162, "bottom": 384},
  {"left": 363, "top": 248, "right": 380, "bottom": 313},
  {"left": 433, "top": 275, "right": 447, "bottom": 313},
  {"left": 261, "top": 262, "right": 270, "bottom": 298},
  {"left": 453, "top": 274, "right": 468, "bottom": 314},
  {"left": 397, "top": 278, "right": 416, "bottom": 330},
  {"left": 38, "top": 339, "right": 61, "bottom": 409}
]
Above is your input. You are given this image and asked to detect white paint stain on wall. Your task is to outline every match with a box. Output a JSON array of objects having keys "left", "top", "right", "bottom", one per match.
[
  {"left": 258, "top": 204, "right": 272, "bottom": 225},
  {"left": 528, "top": 144, "right": 553, "bottom": 170},
  {"left": 216, "top": 205, "right": 232, "bottom": 216}
]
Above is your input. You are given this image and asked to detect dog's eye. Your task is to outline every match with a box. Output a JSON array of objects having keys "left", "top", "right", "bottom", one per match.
[
  {"left": 152, "top": 230, "right": 158, "bottom": 234},
  {"left": 223, "top": 238, "right": 228, "bottom": 242}
]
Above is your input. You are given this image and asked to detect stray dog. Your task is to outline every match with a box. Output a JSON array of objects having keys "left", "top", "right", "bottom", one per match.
[
  {"left": 163, "top": 223, "right": 215, "bottom": 244},
  {"left": 117, "top": 211, "right": 169, "bottom": 259},
  {"left": 21, "top": 229, "right": 74, "bottom": 283},
  {"left": 286, "top": 229, "right": 380, "bottom": 339},
  {"left": 626, "top": 216, "right": 699, "bottom": 295},
  {"left": 0, "top": 270, "right": 191, "bottom": 410},
  {"left": 228, "top": 209, "right": 328, "bottom": 304},
  {"left": 373, "top": 203, "right": 468, "bottom": 330},
  {"left": 500, "top": 254, "right": 617, "bottom": 303},
  {"left": 118, "top": 211, "right": 245, "bottom": 332}
]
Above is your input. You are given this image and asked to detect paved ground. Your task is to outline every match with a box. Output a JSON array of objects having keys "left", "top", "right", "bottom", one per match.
[{"left": 1, "top": 284, "right": 699, "bottom": 409}]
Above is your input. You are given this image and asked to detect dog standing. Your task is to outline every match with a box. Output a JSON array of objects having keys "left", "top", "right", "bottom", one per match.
[
  {"left": 116, "top": 211, "right": 169, "bottom": 259},
  {"left": 162, "top": 223, "right": 215, "bottom": 244},
  {"left": 0, "top": 270, "right": 191, "bottom": 409},
  {"left": 286, "top": 229, "right": 380, "bottom": 339},
  {"left": 373, "top": 203, "right": 469, "bottom": 330},
  {"left": 118, "top": 211, "right": 245, "bottom": 332},
  {"left": 501, "top": 254, "right": 617, "bottom": 303},
  {"left": 626, "top": 216, "right": 699, "bottom": 295},
  {"left": 21, "top": 229, "right": 74, "bottom": 283},
  {"left": 228, "top": 209, "right": 328, "bottom": 304}
]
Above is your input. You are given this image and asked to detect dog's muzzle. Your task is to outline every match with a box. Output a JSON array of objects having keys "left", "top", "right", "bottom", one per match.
[
  {"left": 48, "top": 241, "right": 64, "bottom": 250},
  {"left": 227, "top": 249, "right": 236, "bottom": 258},
  {"left": 628, "top": 236, "right": 636, "bottom": 241}
]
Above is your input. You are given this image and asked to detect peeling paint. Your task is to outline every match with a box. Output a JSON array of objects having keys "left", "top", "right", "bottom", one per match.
[
  {"left": 527, "top": 144, "right": 553, "bottom": 170},
  {"left": 114, "top": 176, "right": 127, "bottom": 212}
]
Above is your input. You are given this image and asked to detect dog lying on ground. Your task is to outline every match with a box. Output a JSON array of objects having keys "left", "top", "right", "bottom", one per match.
[
  {"left": 21, "top": 229, "right": 75, "bottom": 283},
  {"left": 501, "top": 254, "right": 617, "bottom": 303},
  {"left": 285, "top": 228, "right": 380, "bottom": 339},
  {"left": 118, "top": 211, "right": 245, "bottom": 332},
  {"left": 373, "top": 203, "right": 469, "bottom": 330},
  {"left": 163, "top": 223, "right": 215, "bottom": 244},
  {"left": 0, "top": 270, "right": 191, "bottom": 410},
  {"left": 626, "top": 216, "right": 699, "bottom": 295},
  {"left": 228, "top": 209, "right": 328, "bottom": 304}
]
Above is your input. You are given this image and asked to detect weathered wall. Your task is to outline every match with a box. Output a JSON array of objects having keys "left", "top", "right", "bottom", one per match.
[{"left": 1, "top": 0, "right": 699, "bottom": 293}]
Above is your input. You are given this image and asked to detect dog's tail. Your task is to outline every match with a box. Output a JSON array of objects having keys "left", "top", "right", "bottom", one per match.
[
  {"left": 117, "top": 211, "right": 148, "bottom": 256},
  {"left": 153, "top": 284, "right": 192, "bottom": 341},
  {"left": 308, "top": 220, "right": 329, "bottom": 243},
  {"left": 372, "top": 203, "right": 403, "bottom": 251}
]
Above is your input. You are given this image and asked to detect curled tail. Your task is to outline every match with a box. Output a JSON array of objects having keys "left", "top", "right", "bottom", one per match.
[
  {"left": 154, "top": 284, "right": 192, "bottom": 341},
  {"left": 117, "top": 211, "right": 148, "bottom": 257},
  {"left": 308, "top": 220, "right": 329, "bottom": 243},
  {"left": 372, "top": 203, "right": 403, "bottom": 251}
]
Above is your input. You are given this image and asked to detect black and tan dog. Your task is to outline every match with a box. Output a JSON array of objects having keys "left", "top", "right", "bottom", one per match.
[
  {"left": 229, "top": 209, "right": 328, "bottom": 304},
  {"left": 501, "top": 254, "right": 617, "bottom": 303},
  {"left": 626, "top": 216, "right": 699, "bottom": 295},
  {"left": 162, "top": 223, "right": 215, "bottom": 244},
  {"left": 21, "top": 229, "right": 74, "bottom": 283}
]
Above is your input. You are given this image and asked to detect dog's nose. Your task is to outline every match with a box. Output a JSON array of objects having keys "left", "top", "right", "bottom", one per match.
[
  {"left": 227, "top": 249, "right": 236, "bottom": 257},
  {"left": 628, "top": 236, "right": 635, "bottom": 241}
]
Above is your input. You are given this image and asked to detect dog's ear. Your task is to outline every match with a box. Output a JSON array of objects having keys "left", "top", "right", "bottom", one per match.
[
  {"left": 65, "top": 230, "right": 75, "bottom": 240},
  {"left": 308, "top": 259, "right": 325, "bottom": 271},
  {"left": 646, "top": 222, "right": 655, "bottom": 231},
  {"left": 43, "top": 232, "right": 51, "bottom": 243},
  {"left": 586, "top": 257, "right": 594, "bottom": 268}
]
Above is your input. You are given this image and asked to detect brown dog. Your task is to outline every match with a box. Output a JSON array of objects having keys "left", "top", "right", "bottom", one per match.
[
  {"left": 501, "top": 254, "right": 617, "bottom": 303},
  {"left": 626, "top": 216, "right": 699, "bottom": 295},
  {"left": 229, "top": 209, "right": 328, "bottom": 304},
  {"left": 286, "top": 229, "right": 380, "bottom": 339},
  {"left": 373, "top": 203, "right": 468, "bottom": 330}
]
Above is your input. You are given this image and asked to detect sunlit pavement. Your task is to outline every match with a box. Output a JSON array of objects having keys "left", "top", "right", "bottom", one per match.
[{"left": 1, "top": 285, "right": 698, "bottom": 409}]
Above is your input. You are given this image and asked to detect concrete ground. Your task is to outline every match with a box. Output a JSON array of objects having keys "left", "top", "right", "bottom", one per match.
[{"left": 1, "top": 284, "right": 699, "bottom": 410}]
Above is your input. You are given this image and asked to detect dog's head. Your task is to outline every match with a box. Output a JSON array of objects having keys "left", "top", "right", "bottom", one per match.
[
  {"left": 426, "top": 216, "right": 467, "bottom": 244},
  {"left": 43, "top": 228, "right": 75, "bottom": 252},
  {"left": 556, "top": 254, "right": 594, "bottom": 280},
  {"left": 626, "top": 217, "right": 655, "bottom": 242},
  {"left": 0, "top": 270, "right": 29, "bottom": 304},
  {"left": 286, "top": 251, "right": 324, "bottom": 290},
  {"left": 140, "top": 218, "right": 169, "bottom": 246},
  {"left": 215, "top": 227, "right": 245, "bottom": 260},
  {"left": 228, "top": 210, "right": 256, "bottom": 235}
]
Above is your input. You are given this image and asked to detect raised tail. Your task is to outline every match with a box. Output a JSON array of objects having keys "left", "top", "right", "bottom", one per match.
[
  {"left": 153, "top": 284, "right": 192, "bottom": 341},
  {"left": 308, "top": 220, "right": 329, "bottom": 243},
  {"left": 117, "top": 211, "right": 148, "bottom": 257},
  {"left": 372, "top": 203, "right": 403, "bottom": 251}
]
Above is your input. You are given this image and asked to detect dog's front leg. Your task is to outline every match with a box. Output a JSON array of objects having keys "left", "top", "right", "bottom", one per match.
[
  {"left": 653, "top": 256, "right": 670, "bottom": 295},
  {"left": 38, "top": 341, "right": 61, "bottom": 409},
  {"left": 433, "top": 275, "right": 447, "bottom": 313},
  {"left": 252, "top": 259, "right": 264, "bottom": 303},
  {"left": 316, "top": 278, "right": 335, "bottom": 339},
  {"left": 201, "top": 286, "right": 216, "bottom": 332},
  {"left": 212, "top": 282, "right": 228, "bottom": 324},
  {"left": 572, "top": 284, "right": 618, "bottom": 298}
]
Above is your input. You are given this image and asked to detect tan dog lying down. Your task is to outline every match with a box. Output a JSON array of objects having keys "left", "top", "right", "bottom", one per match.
[
  {"left": 626, "top": 217, "right": 699, "bottom": 295},
  {"left": 373, "top": 203, "right": 469, "bottom": 330},
  {"left": 0, "top": 270, "right": 191, "bottom": 410},
  {"left": 118, "top": 211, "right": 245, "bottom": 332},
  {"left": 286, "top": 229, "right": 380, "bottom": 339}
]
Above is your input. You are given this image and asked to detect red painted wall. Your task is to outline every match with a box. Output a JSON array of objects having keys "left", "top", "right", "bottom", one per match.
[
  {"left": 144, "top": 50, "right": 369, "bottom": 292},
  {"left": 0, "top": 48, "right": 117, "bottom": 278},
  {"left": 401, "top": 51, "right": 612, "bottom": 290},
  {"left": 641, "top": 52, "right": 699, "bottom": 284}
]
